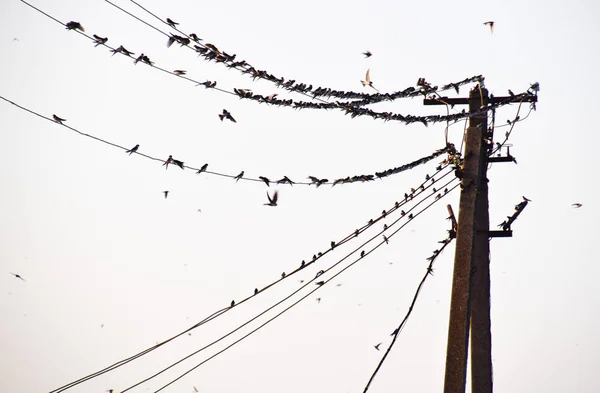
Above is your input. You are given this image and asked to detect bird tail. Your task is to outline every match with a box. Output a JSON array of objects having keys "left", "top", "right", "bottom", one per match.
[{"left": 218, "top": 114, "right": 225, "bottom": 121}]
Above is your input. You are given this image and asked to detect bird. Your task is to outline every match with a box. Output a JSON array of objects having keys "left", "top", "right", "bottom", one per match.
[
  {"left": 52, "top": 114, "right": 66, "bottom": 124},
  {"left": 163, "top": 191, "right": 169, "bottom": 199},
  {"left": 166, "top": 18, "right": 179, "bottom": 28},
  {"left": 254, "top": 288, "right": 259, "bottom": 295},
  {"left": 173, "top": 70, "right": 187, "bottom": 76},
  {"left": 360, "top": 250, "right": 365, "bottom": 258},
  {"left": 234, "top": 171, "right": 244, "bottom": 182},
  {"left": 572, "top": 203, "right": 582, "bottom": 208},
  {"left": 163, "top": 155, "right": 173, "bottom": 169},
  {"left": 264, "top": 190, "right": 278, "bottom": 206},
  {"left": 189, "top": 33, "right": 202, "bottom": 42},
  {"left": 259, "top": 176, "right": 270, "bottom": 186},
  {"left": 374, "top": 343, "right": 382, "bottom": 351},
  {"left": 111, "top": 45, "right": 134, "bottom": 57},
  {"left": 362, "top": 50, "right": 372, "bottom": 58},
  {"left": 196, "top": 163, "right": 208, "bottom": 174},
  {"left": 92, "top": 35, "right": 108, "bottom": 46},
  {"left": 316, "top": 298, "right": 321, "bottom": 303},
  {"left": 218, "top": 109, "right": 236, "bottom": 123},
  {"left": 281, "top": 272, "right": 286, "bottom": 278},
  {"left": 172, "top": 159, "right": 185, "bottom": 169},
  {"left": 65, "top": 21, "right": 85, "bottom": 32},
  {"left": 230, "top": 300, "right": 235, "bottom": 307},
  {"left": 361, "top": 69, "right": 378, "bottom": 91},
  {"left": 483, "top": 21, "right": 494, "bottom": 34},
  {"left": 125, "top": 144, "right": 139, "bottom": 155},
  {"left": 383, "top": 235, "right": 389, "bottom": 244},
  {"left": 315, "top": 281, "right": 325, "bottom": 286},
  {"left": 10, "top": 272, "right": 25, "bottom": 281}
]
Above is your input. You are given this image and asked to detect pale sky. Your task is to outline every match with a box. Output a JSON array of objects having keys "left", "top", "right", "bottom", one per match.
[{"left": 1, "top": 0, "right": 599, "bottom": 392}]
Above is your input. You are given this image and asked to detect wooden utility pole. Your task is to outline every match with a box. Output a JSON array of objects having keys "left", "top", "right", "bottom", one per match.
[{"left": 424, "top": 85, "right": 537, "bottom": 393}]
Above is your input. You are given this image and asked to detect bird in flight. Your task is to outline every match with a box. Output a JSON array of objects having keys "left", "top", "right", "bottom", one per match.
[
  {"left": 163, "top": 190, "right": 169, "bottom": 199},
  {"left": 219, "top": 109, "right": 236, "bottom": 123},
  {"left": 361, "top": 69, "right": 379, "bottom": 91},
  {"left": 374, "top": 343, "right": 382, "bottom": 351},
  {"left": 363, "top": 50, "right": 372, "bottom": 58},
  {"left": 264, "top": 190, "right": 278, "bottom": 206},
  {"left": 65, "top": 21, "right": 85, "bottom": 32},
  {"left": 10, "top": 272, "right": 25, "bottom": 281},
  {"left": 92, "top": 35, "right": 108, "bottom": 47},
  {"left": 483, "top": 21, "right": 494, "bottom": 34},
  {"left": 166, "top": 18, "right": 179, "bottom": 28},
  {"left": 572, "top": 203, "right": 582, "bottom": 208},
  {"left": 234, "top": 171, "right": 244, "bottom": 182},
  {"left": 52, "top": 114, "right": 66, "bottom": 124},
  {"left": 125, "top": 144, "right": 139, "bottom": 155}
]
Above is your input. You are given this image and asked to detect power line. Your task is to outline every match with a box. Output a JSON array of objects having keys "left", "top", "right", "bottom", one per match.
[{"left": 0, "top": 94, "right": 452, "bottom": 187}]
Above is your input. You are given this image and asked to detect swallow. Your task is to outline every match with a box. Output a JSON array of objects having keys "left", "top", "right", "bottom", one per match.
[
  {"left": 219, "top": 109, "right": 236, "bottom": 123},
  {"left": 331, "top": 241, "right": 336, "bottom": 249},
  {"left": 163, "top": 155, "right": 173, "bottom": 169},
  {"left": 173, "top": 70, "right": 187, "bottom": 76},
  {"left": 483, "top": 21, "right": 494, "bottom": 34},
  {"left": 234, "top": 171, "right": 244, "bottom": 182},
  {"left": 65, "top": 21, "right": 85, "bottom": 32},
  {"left": 315, "top": 281, "right": 325, "bottom": 286},
  {"left": 230, "top": 300, "right": 235, "bottom": 307},
  {"left": 125, "top": 144, "right": 139, "bottom": 155},
  {"left": 52, "top": 114, "right": 66, "bottom": 124},
  {"left": 408, "top": 213, "right": 413, "bottom": 219},
  {"left": 172, "top": 159, "right": 185, "bottom": 169},
  {"left": 281, "top": 272, "right": 286, "bottom": 278},
  {"left": 374, "top": 343, "right": 382, "bottom": 351},
  {"left": 254, "top": 288, "right": 259, "bottom": 295},
  {"left": 362, "top": 50, "right": 372, "bottom": 58},
  {"left": 10, "top": 272, "right": 25, "bottom": 281},
  {"left": 316, "top": 298, "right": 321, "bottom": 303},
  {"left": 572, "top": 203, "right": 582, "bottom": 208},
  {"left": 264, "top": 191, "right": 278, "bottom": 206},
  {"left": 134, "top": 54, "right": 153, "bottom": 66},
  {"left": 196, "top": 163, "right": 208, "bottom": 174},
  {"left": 163, "top": 191, "right": 169, "bottom": 199},
  {"left": 111, "top": 45, "right": 134, "bottom": 57},
  {"left": 189, "top": 33, "right": 202, "bottom": 42},
  {"left": 259, "top": 176, "right": 270, "bottom": 187},
  {"left": 361, "top": 69, "right": 379, "bottom": 91},
  {"left": 383, "top": 235, "right": 389, "bottom": 244},
  {"left": 166, "top": 18, "right": 179, "bottom": 28},
  {"left": 360, "top": 250, "right": 365, "bottom": 258},
  {"left": 92, "top": 35, "right": 108, "bottom": 47}
]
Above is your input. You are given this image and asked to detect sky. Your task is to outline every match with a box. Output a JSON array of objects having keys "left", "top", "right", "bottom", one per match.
[{"left": 1, "top": 0, "right": 599, "bottom": 392}]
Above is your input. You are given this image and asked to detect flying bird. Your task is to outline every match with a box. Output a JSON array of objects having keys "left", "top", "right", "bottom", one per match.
[
  {"left": 374, "top": 343, "right": 382, "bottom": 351},
  {"left": 361, "top": 69, "right": 379, "bottom": 91},
  {"left": 234, "top": 171, "right": 244, "bottom": 182},
  {"left": 65, "top": 21, "right": 85, "bottom": 32},
  {"left": 125, "top": 144, "right": 139, "bottom": 155},
  {"left": 264, "top": 190, "right": 278, "bottom": 206},
  {"left": 483, "top": 21, "right": 494, "bottom": 34},
  {"left": 10, "top": 272, "right": 25, "bottom": 281},
  {"left": 92, "top": 35, "right": 108, "bottom": 46},
  {"left": 218, "top": 109, "right": 236, "bottom": 123},
  {"left": 163, "top": 191, "right": 169, "bottom": 199},
  {"left": 166, "top": 18, "right": 179, "bottom": 28},
  {"left": 572, "top": 203, "right": 582, "bottom": 208},
  {"left": 52, "top": 114, "right": 66, "bottom": 124},
  {"left": 363, "top": 50, "right": 372, "bottom": 58}
]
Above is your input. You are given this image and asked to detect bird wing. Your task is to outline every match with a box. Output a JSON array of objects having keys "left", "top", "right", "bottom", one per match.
[
  {"left": 365, "top": 68, "right": 371, "bottom": 83},
  {"left": 272, "top": 191, "right": 278, "bottom": 203}
]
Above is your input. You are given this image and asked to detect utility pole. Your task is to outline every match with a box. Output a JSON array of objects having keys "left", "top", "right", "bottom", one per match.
[{"left": 424, "top": 85, "right": 536, "bottom": 393}]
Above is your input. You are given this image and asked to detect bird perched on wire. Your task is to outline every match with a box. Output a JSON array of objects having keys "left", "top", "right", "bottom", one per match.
[
  {"left": 166, "top": 18, "right": 178, "bottom": 28},
  {"left": 173, "top": 70, "right": 187, "bottom": 76},
  {"left": 111, "top": 45, "right": 134, "bottom": 57},
  {"left": 163, "top": 191, "right": 169, "bottom": 199},
  {"left": 264, "top": 191, "right": 278, "bottom": 206},
  {"left": 572, "top": 203, "right": 582, "bottom": 208},
  {"left": 219, "top": 109, "right": 236, "bottom": 123},
  {"left": 52, "top": 114, "right": 66, "bottom": 124},
  {"left": 196, "top": 163, "right": 208, "bottom": 174},
  {"left": 125, "top": 144, "right": 139, "bottom": 155},
  {"left": 234, "top": 171, "right": 244, "bottom": 182},
  {"left": 65, "top": 21, "right": 84, "bottom": 32},
  {"left": 483, "top": 21, "right": 494, "bottom": 34},
  {"left": 362, "top": 50, "right": 372, "bottom": 58},
  {"left": 92, "top": 35, "right": 108, "bottom": 47},
  {"left": 361, "top": 69, "right": 379, "bottom": 91}
]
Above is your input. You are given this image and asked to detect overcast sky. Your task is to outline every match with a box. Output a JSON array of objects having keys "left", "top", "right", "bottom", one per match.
[{"left": 1, "top": 0, "right": 599, "bottom": 392}]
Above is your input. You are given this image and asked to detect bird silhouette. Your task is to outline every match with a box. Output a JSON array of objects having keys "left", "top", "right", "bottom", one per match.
[
  {"left": 572, "top": 203, "right": 582, "bottom": 208},
  {"left": 219, "top": 109, "right": 236, "bottom": 123},
  {"left": 65, "top": 21, "right": 85, "bottom": 32},
  {"left": 10, "top": 272, "right": 25, "bottom": 281},
  {"left": 259, "top": 176, "right": 270, "bottom": 187},
  {"left": 483, "top": 21, "right": 494, "bottom": 34},
  {"left": 234, "top": 171, "right": 244, "bottom": 182},
  {"left": 230, "top": 300, "right": 235, "bottom": 307},
  {"left": 163, "top": 191, "right": 169, "bottom": 199},
  {"left": 52, "top": 114, "right": 66, "bottom": 124},
  {"left": 315, "top": 281, "right": 325, "bottom": 286},
  {"left": 92, "top": 35, "right": 108, "bottom": 47},
  {"left": 163, "top": 155, "right": 173, "bottom": 169},
  {"left": 125, "top": 144, "right": 139, "bottom": 155},
  {"left": 254, "top": 288, "right": 259, "bottom": 295},
  {"left": 111, "top": 45, "right": 134, "bottom": 57},
  {"left": 173, "top": 70, "right": 187, "bottom": 76},
  {"left": 196, "top": 163, "right": 208, "bottom": 174},
  {"left": 361, "top": 69, "right": 379, "bottom": 91},
  {"left": 166, "top": 18, "right": 179, "bottom": 28},
  {"left": 363, "top": 50, "right": 372, "bottom": 58},
  {"left": 264, "top": 190, "right": 278, "bottom": 206},
  {"left": 189, "top": 33, "right": 202, "bottom": 42},
  {"left": 374, "top": 343, "right": 382, "bottom": 351}
]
